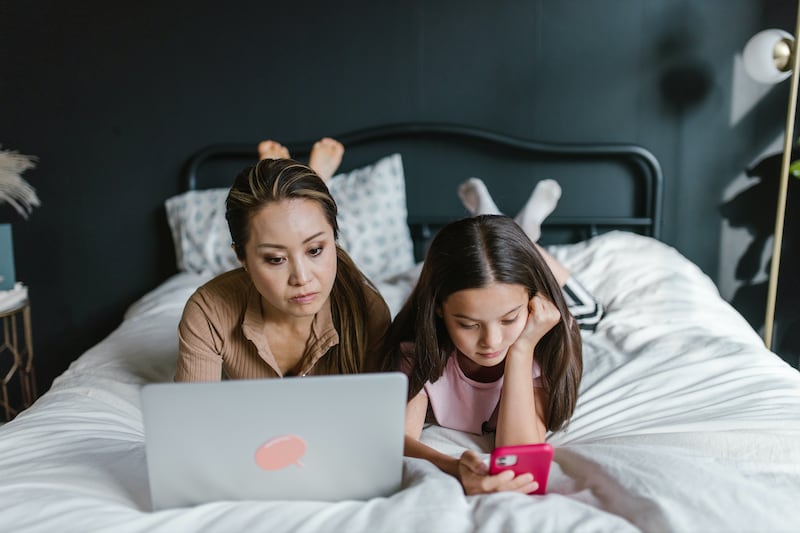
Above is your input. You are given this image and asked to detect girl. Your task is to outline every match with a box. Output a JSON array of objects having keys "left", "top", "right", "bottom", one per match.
[
  {"left": 380, "top": 214, "right": 583, "bottom": 495},
  {"left": 175, "top": 143, "right": 390, "bottom": 381}
]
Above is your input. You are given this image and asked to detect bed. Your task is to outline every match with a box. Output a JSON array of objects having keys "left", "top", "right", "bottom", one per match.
[{"left": 0, "top": 123, "right": 798, "bottom": 532}]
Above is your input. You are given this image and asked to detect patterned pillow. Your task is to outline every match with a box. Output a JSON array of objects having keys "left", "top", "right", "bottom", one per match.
[
  {"left": 328, "top": 153, "right": 415, "bottom": 282},
  {"left": 164, "top": 153, "right": 415, "bottom": 283},
  {"left": 165, "top": 188, "right": 239, "bottom": 275}
]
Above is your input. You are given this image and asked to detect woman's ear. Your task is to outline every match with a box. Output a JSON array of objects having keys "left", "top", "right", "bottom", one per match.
[
  {"left": 233, "top": 244, "right": 247, "bottom": 271},
  {"left": 435, "top": 304, "right": 443, "bottom": 318}
]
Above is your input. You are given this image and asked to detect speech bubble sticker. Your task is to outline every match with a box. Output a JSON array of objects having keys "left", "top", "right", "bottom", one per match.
[{"left": 254, "top": 434, "right": 307, "bottom": 471}]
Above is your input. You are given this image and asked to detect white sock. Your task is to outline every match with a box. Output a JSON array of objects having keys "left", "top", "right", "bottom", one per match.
[
  {"left": 514, "top": 179, "right": 561, "bottom": 242},
  {"left": 458, "top": 177, "right": 501, "bottom": 216}
]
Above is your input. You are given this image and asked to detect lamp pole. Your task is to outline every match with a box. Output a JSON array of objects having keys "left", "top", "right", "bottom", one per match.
[{"left": 764, "top": 2, "right": 800, "bottom": 350}]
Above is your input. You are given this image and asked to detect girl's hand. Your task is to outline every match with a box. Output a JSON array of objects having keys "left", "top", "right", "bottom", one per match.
[
  {"left": 512, "top": 294, "right": 561, "bottom": 354},
  {"left": 457, "top": 450, "right": 538, "bottom": 495}
]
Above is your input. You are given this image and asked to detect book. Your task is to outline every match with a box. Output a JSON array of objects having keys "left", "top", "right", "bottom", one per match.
[{"left": 0, "top": 224, "right": 15, "bottom": 291}]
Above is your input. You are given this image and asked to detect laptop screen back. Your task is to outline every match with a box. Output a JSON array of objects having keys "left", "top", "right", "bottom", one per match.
[{"left": 141, "top": 372, "right": 407, "bottom": 509}]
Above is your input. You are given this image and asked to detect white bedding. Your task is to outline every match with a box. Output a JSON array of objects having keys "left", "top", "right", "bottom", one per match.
[{"left": 1, "top": 231, "right": 799, "bottom": 533}]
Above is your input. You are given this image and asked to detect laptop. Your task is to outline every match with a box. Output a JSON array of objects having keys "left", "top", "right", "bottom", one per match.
[{"left": 141, "top": 372, "right": 407, "bottom": 510}]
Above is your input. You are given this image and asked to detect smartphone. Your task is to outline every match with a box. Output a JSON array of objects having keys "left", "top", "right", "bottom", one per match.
[{"left": 489, "top": 443, "right": 554, "bottom": 495}]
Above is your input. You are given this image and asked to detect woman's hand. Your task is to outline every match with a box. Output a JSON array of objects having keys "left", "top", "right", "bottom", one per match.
[{"left": 457, "top": 450, "right": 538, "bottom": 495}]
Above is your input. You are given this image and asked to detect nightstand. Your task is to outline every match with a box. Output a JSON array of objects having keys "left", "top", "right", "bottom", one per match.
[{"left": 0, "top": 299, "right": 36, "bottom": 421}]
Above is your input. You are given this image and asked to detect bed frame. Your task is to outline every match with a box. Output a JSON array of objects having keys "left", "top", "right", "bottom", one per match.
[{"left": 182, "top": 123, "right": 662, "bottom": 259}]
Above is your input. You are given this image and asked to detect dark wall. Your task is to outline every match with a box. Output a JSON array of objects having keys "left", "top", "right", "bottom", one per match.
[{"left": 0, "top": 0, "right": 794, "bottom": 392}]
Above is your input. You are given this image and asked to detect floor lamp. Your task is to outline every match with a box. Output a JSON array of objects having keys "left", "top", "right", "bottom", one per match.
[{"left": 742, "top": 6, "right": 800, "bottom": 351}]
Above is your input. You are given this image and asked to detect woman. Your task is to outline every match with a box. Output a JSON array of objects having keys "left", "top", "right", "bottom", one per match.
[{"left": 175, "top": 142, "right": 390, "bottom": 381}]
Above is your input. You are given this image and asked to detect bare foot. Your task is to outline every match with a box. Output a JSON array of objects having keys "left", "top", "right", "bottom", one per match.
[
  {"left": 258, "top": 140, "right": 290, "bottom": 161},
  {"left": 308, "top": 137, "right": 344, "bottom": 181}
]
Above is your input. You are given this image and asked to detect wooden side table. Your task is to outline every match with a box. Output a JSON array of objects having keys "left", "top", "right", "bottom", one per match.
[{"left": 0, "top": 299, "right": 36, "bottom": 422}]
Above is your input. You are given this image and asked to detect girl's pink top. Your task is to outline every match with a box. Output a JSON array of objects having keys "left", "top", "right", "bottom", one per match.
[{"left": 420, "top": 352, "right": 542, "bottom": 435}]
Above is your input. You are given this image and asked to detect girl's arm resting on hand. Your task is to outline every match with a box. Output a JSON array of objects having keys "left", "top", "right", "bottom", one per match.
[
  {"left": 495, "top": 294, "right": 559, "bottom": 446},
  {"left": 495, "top": 344, "right": 545, "bottom": 446}
]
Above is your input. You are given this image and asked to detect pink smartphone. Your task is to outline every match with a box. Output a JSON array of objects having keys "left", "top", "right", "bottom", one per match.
[{"left": 489, "top": 443, "right": 554, "bottom": 495}]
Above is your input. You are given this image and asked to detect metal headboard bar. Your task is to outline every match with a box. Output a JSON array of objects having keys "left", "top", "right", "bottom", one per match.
[{"left": 182, "top": 122, "right": 663, "bottom": 239}]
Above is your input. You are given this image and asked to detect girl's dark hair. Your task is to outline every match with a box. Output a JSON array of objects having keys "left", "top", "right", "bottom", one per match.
[
  {"left": 380, "top": 214, "right": 582, "bottom": 431},
  {"left": 226, "top": 158, "right": 374, "bottom": 374}
]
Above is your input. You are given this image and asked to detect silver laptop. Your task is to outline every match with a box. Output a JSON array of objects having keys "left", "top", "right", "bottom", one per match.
[{"left": 141, "top": 372, "right": 407, "bottom": 510}]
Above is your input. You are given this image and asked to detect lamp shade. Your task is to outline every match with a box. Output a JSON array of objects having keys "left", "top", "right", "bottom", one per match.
[{"left": 743, "top": 29, "right": 794, "bottom": 84}]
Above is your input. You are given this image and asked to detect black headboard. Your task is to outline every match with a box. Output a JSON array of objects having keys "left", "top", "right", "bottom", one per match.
[{"left": 182, "top": 122, "right": 662, "bottom": 258}]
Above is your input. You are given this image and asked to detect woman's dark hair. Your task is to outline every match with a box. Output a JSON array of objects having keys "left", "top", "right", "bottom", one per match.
[
  {"left": 380, "top": 214, "right": 582, "bottom": 431},
  {"left": 226, "top": 158, "right": 375, "bottom": 374}
]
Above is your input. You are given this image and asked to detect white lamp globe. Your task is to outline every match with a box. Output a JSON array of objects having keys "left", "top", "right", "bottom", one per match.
[{"left": 743, "top": 29, "right": 794, "bottom": 84}]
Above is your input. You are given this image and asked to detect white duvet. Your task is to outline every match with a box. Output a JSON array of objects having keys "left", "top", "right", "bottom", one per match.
[{"left": 1, "top": 232, "right": 798, "bottom": 533}]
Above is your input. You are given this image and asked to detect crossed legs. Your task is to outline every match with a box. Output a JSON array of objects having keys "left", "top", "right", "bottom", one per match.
[
  {"left": 458, "top": 177, "right": 570, "bottom": 285},
  {"left": 258, "top": 137, "right": 344, "bottom": 182},
  {"left": 458, "top": 177, "right": 604, "bottom": 331}
]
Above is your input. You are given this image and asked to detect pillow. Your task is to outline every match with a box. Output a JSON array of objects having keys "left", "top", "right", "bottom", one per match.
[
  {"left": 328, "top": 153, "right": 415, "bottom": 282},
  {"left": 165, "top": 188, "right": 239, "bottom": 275},
  {"left": 164, "top": 153, "right": 415, "bottom": 283},
  {"left": 374, "top": 261, "right": 423, "bottom": 318}
]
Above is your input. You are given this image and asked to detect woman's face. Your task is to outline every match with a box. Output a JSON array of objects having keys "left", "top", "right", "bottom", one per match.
[
  {"left": 241, "top": 198, "right": 337, "bottom": 322},
  {"left": 439, "top": 282, "right": 529, "bottom": 368}
]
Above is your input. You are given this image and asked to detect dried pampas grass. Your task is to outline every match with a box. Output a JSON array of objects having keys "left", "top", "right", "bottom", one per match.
[{"left": 0, "top": 147, "right": 40, "bottom": 219}]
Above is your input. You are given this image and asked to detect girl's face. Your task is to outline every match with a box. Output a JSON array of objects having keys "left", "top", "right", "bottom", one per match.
[
  {"left": 439, "top": 282, "right": 530, "bottom": 368},
  {"left": 241, "top": 198, "right": 337, "bottom": 322}
]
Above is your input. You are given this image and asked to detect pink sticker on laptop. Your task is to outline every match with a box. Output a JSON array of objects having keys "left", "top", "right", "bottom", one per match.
[{"left": 255, "top": 435, "right": 307, "bottom": 470}]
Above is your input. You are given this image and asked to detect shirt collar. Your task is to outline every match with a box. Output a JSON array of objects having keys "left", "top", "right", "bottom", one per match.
[{"left": 241, "top": 283, "right": 339, "bottom": 376}]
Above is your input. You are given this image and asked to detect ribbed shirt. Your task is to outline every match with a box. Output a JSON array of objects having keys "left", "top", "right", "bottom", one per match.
[{"left": 175, "top": 268, "right": 390, "bottom": 381}]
